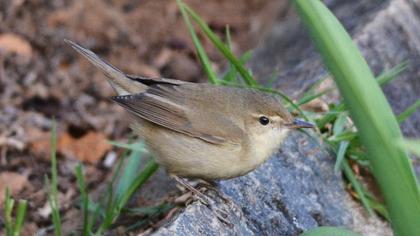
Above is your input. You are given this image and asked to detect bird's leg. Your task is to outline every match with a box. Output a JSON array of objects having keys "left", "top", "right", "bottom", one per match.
[
  {"left": 171, "top": 175, "right": 210, "bottom": 206},
  {"left": 195, "top": 179, "right": 235, "bottom": 206},
  {"left": 171, "top": 175, "right": 232, "bottom": 226}
]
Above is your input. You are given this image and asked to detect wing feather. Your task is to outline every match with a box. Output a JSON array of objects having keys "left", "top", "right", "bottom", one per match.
[{"left": 112, "top": 84, "right": 240, "bottom": 145}]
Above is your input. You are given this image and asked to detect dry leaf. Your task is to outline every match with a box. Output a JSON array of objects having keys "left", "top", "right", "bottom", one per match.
[
  {"left": 0, "top": 171, "right": 29, "bottom": 204},
  {"left": 28, "top": 129, "right": 51, "bottom": 159},
  {"left": 29, "top": 128, "right": 111, "bottom": 163},
  {"left": 58, "top": 131, "right": 111, "bottom": 164},
  {"left": 0, "top": 33, "right": 32, "bottom": 56}
]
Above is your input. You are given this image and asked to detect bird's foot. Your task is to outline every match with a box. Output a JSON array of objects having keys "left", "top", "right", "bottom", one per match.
[
  {"left": 171, "top": 175, "right": 233, "bottom": 226},
  {"left": 195, "top": 180, "right": 236, "bottom": 207}
]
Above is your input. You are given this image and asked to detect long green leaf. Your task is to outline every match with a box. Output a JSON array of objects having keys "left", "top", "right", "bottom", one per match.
[
  {"left": 223, "top": 25, "right": 237, "bottom": 82},
  {"left": 4, "top": 188, "right": 14, "bottom": 236},
  {"left": 75, "top": 163, "right": 90, "bottom": 236},
  {"left": 115, "top": 142, "right": 145, "bottom": 201},
  {"left": 316, "top": 103, "right": 346, "bottom": 128},
  {"left": 334, "top": 141, "right": 349, "bottom": 173},
  {"left": 328, "top": 131, "right": 357, "bottom": 142},
  {"left": 176, "top": 0, "right": 219, "bottom": 85},
  {"left": 377, "top": 61, "right": 409, "bottom": 86},
  {"left": 107, "top": 140, "right": 148, "bottom": 152},
  {"left": 13, "top": 200, "right": 28, "bottom": 236},
  {"left": 116, "top": 159, "right": 159, "bottom": 210},
  {"left": 294, "top": 1, "right": 420, "bottom": 235},
  {"left": 397, "top": 100, "right": 420, "bottom": 123},
  {"left": 49, "top": 121, "right": 62, "bottom": 236},
  {"left": 332, "top": 112, "right": 348, "bottom": 136},
  {"left": 342, "top": 160, "right": 374, "bottom": 215},
  {"left": 222, "top": 51, "right": 253, "bottom": 82},
  {"left": 296, "top": 89, "right": 332, "bottom": 106}
]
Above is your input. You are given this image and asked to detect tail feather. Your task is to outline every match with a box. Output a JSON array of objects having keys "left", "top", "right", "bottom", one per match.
[{"left": 65, "top": 39, "right": 146, "bottom": 95}]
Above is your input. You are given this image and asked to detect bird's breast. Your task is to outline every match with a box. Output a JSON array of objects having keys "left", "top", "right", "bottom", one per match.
[{"left": 243, "top": 128, "right": 290, "bottom": 171}]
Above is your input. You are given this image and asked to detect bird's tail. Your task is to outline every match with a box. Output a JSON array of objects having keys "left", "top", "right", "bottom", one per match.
[{"left": 65, "top": 39, "right": 146, "bottom": 95}]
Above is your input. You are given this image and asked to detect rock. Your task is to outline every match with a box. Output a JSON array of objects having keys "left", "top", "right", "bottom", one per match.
[{"left": 153, "top": 0, "right": 420, "bottom": 235}]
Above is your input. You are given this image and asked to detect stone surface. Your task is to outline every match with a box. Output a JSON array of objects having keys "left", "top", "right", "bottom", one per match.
[{"left": 152, "top": 0, "right": 420, "bottom": 235}]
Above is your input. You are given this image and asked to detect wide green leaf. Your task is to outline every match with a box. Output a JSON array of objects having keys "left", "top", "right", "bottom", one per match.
[
  {"left": 294, "top": 1, "right": 420, "bottom": 235},
  {"left": 300, "top": 226, "right": 361, "bottom": 236}
]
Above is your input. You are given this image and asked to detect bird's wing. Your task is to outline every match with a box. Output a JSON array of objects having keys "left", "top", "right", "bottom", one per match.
[{"left": 112, "top": 84, "right": 244, "bottom": 145}]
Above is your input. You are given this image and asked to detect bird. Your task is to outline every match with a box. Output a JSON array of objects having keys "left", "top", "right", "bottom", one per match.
[{"left": 65, "top": 39, "right": 314, "bottom": 196}]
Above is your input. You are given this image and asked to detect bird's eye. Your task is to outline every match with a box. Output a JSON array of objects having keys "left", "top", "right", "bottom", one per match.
[{"left": 259, "top": 116, "right": 270, "bottom": 125}]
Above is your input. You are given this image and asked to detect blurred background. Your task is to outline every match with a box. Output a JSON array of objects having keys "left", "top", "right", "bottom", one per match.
[{"left": 0, "top": 0, "right": 291, "bottom": 234}]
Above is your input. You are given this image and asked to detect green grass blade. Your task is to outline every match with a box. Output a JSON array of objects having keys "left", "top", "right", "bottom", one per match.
[
  {"left": 377, "top": 61, "right": 409, "bottom": 86},
  {"left": 75, "top": 163, "right": 90, "bottom": 236},
  {"left": 239, "top": 51, "right": 252, "bottom": 65},
  {"left": 296, "top": 89, "right": 332, "bottom": 106},
  {"left": 222, "top": 25, "right": 237, "bottom": 82},
  {"left": 108, "top": 140, "right": 148, "bottom": 152},
  {"left": 366, "top": 197, "right": 389, "bottom": 220},
  {"left": 181, "top": 2, "right": 257, "bottom": 86},
  {"left": 225, "top": 25, "right": 233, "bottom": 50},
  {"left": 4, "top": 188, "right": 14, "bottom": 236},
  {"left": 222, "top": 51, "right": 252, "bottom": 82},
  {"left": 115, "top": 142, "right": 145, "bottom": 201},
  {"left": 94, "top": 158, "right": 159, "bottom": 235},
  {"left": 294, "top": 1, "right": 420, "bottom": 235},
  {"left": 50, "top": 122, "right": 58, "bottom": 202},
  {"left": 176, "top": 0, "right": 219, "bottom": 85},
  {"left": 397, "top": 100, "right": 420, "bottom": 124},
  {"left": 334, "top": 141, "right": 349, "bottom": 173},
  {"left": 328, "top": 131, "right": 357, "bottom": 143},
  {"left": 95, "top": 140, "right": 157, "bottom": 235},
  {"left": 48, "top": 121, "right": 62, "bottom": 236},
  {"left": 316, "top": 103, "right": 346, "bottom": 128},
  {"left": 332, "top": 112, "right": 348, "bottom": 136},
  {"left": 116, "top": 159, "right": 159, "bottom": 211},
  {"left": 13, "top": 200, "right": 28, "bottom": 236},
  {"left": 342, "top": 160, "right": 374, "bottom": 216},
  {"left": 97, "top": 185, "right": 116, "bottom": 234}
]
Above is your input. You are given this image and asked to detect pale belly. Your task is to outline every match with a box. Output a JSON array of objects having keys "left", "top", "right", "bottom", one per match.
[
  {"left": 132, "top": 120, "right": 284, "bottom": 180},
  {"left": 144, "top": 126, "right": 248, "bottom": 180}
]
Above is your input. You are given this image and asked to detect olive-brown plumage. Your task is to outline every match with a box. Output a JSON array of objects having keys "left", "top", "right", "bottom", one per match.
[{"left": 66, "top": 40, "right": 313, "bottom": 180}]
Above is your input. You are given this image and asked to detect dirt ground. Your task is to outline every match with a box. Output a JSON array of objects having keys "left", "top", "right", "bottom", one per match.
[{"left": 0, "top": 0, "right": 284, "bottom": 234}]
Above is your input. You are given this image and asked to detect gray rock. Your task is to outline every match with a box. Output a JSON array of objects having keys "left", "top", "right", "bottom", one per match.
[{"left": 153, "top": 0, "right": 420, "bottom": 235}]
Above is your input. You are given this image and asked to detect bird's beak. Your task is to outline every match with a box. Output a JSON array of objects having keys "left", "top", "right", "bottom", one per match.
[{"left": 286, "top": 119, "right": 315, "bottom": 129}]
